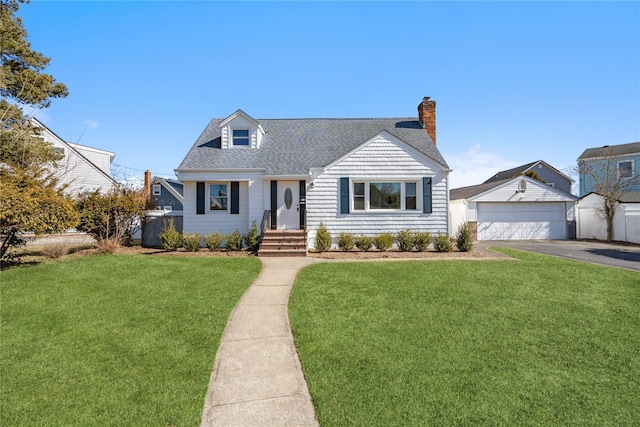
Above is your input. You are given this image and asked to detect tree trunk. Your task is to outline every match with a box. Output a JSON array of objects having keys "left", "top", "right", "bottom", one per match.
[{"left": 605, "top": 204, "right": 615, "bottom": 242}]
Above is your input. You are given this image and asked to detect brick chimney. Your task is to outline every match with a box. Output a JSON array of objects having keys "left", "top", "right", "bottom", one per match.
[
  {"left": 144, "top": 170, "right": 151, "bottom": 201},
  {"left": 417, "top": 96, "right": 436, "bottom": 145}
]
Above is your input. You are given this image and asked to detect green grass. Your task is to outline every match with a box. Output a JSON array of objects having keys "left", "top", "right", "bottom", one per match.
[
  {"left": 289, "top": 249, "right": 640, "bottom": 426},
  {"left": 1, "top": 254, "right": 261, "bottom": 426}
]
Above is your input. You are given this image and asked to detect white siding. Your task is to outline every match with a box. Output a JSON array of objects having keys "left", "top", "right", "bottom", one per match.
[
  {"left": 39, "top": 127, "right": 116, "bottom": 195},
  {"left": 306, "top": 134, "right": 449, "bottom": 248},
  {"left": 71, "top": 145, "right": 113, "bottom": 176},
  {"left": 181, "top": 172, "right": 265, "bottom": 235},
  {"left": 472, "top": 178, "right": 575, "bottom": 203},
  {"left": 449, "top": 199, "right": 467, "bottom": 236}
]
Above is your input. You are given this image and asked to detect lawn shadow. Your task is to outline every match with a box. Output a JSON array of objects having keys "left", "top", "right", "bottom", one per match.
[{"left": 584, "top": 248, "right": 640, "bottom": 263}]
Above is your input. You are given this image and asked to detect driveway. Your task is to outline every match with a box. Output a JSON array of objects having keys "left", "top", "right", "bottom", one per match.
[{"left": 480, "top": 240, "right": 640, "bottom": 272}]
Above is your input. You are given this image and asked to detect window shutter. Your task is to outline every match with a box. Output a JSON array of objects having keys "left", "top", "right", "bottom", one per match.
[
  {"left": 422, "top": 177, "right": 432, "bottom": 214},
  {"left": 196, "top": 182, "right": 205, "bottom": 214},
  {"left": 340, "top": 177, "right": 350, "bottom": 214},
  {"left": 230, "top": 182, "right": 239, "bottom": 214}
]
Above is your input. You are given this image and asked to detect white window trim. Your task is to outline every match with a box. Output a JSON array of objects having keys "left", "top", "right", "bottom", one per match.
[
  {"left": 352, "top": 180, "right": 420, "bottom": 212},
  {"left": 152, "top": 184, "right": 161, "bottom": 195},
  {"left": 617, "top": 160, "right": 634, "bottom": 179},
  {"left": 231, "top": 129, "right": 250, "bottom": 147},
  {"left": 209, "top": 182, "right": 229, "bottom": 211}
]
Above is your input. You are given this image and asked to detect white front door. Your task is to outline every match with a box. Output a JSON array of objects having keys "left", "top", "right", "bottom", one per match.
[{"left": 277, "top": 181, "right": 299, "bottom": 229}]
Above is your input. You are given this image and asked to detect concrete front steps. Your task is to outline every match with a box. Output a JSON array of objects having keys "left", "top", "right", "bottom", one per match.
[{"left": 258, "top": 229, "right": 307, "bottom": 257}]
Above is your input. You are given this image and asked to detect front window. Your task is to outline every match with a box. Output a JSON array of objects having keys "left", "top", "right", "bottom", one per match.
[
  {"left": 353, "top": 181, "right": 418, "bottom": 211},
  {"left": 405, "top": 182, "right": 417, "bottom": 210},
  {"left": 232, "top": 129, "right": 250, "bottom": 146},
  {"left": 618, "top": 160, "right": 633, "bottom": 178},
  {"left": 354, "top": 183, "right": 365, "bottom": 210},
  {"left": 370, "top": 183, "right": 401, "bottom": 209},
  {"left": 210, "top": 184, "right": 228, "bottom": 210},
  {"left": 152, "top": 184, "right": 161, "bottom": 196}
]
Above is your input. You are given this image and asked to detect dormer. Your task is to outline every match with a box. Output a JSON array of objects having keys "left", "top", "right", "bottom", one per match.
[{"left": 219, "top": 109, "right": 265, "bottom": 149}]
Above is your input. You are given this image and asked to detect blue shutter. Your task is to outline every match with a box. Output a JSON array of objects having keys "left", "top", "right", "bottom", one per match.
[
  {"left": 230, "top": 182, "right": 239, "bottom": 214},
  {"left": 196, "top": 182, "right": 205, "bottom": 214},
  {"left": 422, "top": 177, "right": 432, "bottom": 214},
  {"left": 340, "top": 177, "right": 350, "bottom": 214}
]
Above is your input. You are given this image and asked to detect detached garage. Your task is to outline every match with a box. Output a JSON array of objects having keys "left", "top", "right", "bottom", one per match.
[{"left": 450, "top": 176, "right": 578, "bottom": 241}]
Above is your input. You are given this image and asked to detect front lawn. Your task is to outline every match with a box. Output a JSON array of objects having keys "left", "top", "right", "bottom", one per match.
[
  {"left": 1, "top": 254, "right": 261, "bottom": 426},
  {"left": 290, "top": 250, "right": 640, "bottom": 426}
]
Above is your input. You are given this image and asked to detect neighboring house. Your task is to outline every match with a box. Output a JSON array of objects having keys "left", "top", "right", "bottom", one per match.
[
  {"left": 577, "top": 141, "right": 640, "bottom": 197},
  {"left": 175, "top": 97, "right": 450, "bottom": 250},
  {"left": 575, "top": 192, "right": 640, "bottom": 244},
  {"left": 146, "top": 172, "right": 184, "bottom": 212},
  {"left": 33, "top": 118, "right": 117, "bottom": 195},
  {"left": 450, "top": 161, "right": 578, "bottom": 240},
  {"left": 141, "top": 171, "right": 184, "bottom": 247},
  {"left": 482, "top": 160, "right": 574, "bottom": 194}
]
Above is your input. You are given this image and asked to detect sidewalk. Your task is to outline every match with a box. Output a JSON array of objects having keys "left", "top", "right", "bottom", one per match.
[{"left": 200, "top": 257, "right": 320, "bottom": 427}]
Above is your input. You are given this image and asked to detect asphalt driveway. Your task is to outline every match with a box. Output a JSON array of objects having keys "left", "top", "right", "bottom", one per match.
[{"left": 481, "top": 240, "right": 640, "bottom": 272}]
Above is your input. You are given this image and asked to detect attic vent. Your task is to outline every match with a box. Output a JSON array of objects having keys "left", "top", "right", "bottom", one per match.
[{"left": 517, "top": 179, "right": 527, "bottom": 193}]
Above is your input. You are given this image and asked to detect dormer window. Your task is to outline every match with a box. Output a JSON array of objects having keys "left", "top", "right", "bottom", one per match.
[{"left": 232, "top": 129, "right": 250, "bottom": 147}]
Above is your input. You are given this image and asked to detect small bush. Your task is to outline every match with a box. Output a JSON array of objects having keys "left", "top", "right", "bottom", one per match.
[
  {"left": 374, "top": 232, "right": 394, "bottom": 251},
  {"left": 314, "top": 223, "right": 332, "bottom": 252},
  {"left": 354, "top": 235, "right": 373, "bottom": 251},
  {"left": 41, "top": 243, "right": 69, "bottom": 259},
  {"left": 243, "top": 221, "right": 261, "bottom": 252},
  {"left": 337, "top": 232, "right": 355, "bottom": 251},
  {"left": 203, "top": 232, "right": 224, "bottom": 251},
  {"left": 182, "top": 233, "right": 201, "bottom": 252},
  {"left": 225, "top": 230, "right": 243, "bottom": 251},
  {"left": 396, "top": 229, "right": 415, "bottom": 252},
  {"left": 455, "top": 222, "right": 474, "bottom": 252},
  {"left": 433, "top": 232, "right": 454, "bottom": 253},
  {"left": 97, "top": 238, "right": 120, "bottom": 253},
  {"left": 413, "top": 231, "right": 431, "bottom": 252},
  {"left": 160, "top": 219, "right": 181, "bottom": 252}
]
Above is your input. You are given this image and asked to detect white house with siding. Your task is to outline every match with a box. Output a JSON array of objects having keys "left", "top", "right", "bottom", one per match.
[
  {"left": 450, "top": 173, "right": 578, "bottom": 241},
  {"left": 34, "top": 118, "right": 117, "bottom": 195},
  {"left": 175, "top": 97, "right": 450, "bottom": 253}
]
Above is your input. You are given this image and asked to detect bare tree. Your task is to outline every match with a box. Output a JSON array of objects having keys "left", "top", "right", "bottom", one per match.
[{"left": 578, "top": 150, "right": 640, "bottom": 241}]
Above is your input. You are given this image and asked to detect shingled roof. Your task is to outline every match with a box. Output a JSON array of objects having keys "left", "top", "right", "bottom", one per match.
[
  {"left": 177, "top": 117, "right": 448, "bottom": 175},
  {"left": 578, "top": 142, "right": 640, "bottom": 160},
  {"left": 450, "top": 179, "right": 511, "bottom": 200}
]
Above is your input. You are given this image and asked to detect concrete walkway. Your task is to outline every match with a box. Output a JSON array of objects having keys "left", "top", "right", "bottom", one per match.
[{"left": 200, "top": 257, "right": 320, "bottom": 427}]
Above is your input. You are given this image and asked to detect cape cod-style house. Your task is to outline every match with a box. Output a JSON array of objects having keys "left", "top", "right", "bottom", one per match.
[{"left": 175, "top": 97, "right": 450, "bottom": 254}]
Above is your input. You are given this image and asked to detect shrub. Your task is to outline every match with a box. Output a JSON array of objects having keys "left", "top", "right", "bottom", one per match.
[
  {"left": 432, "top": 232, "right": 454, "bottom": 253},
  {"left": 182, "top": 233, "right": 201, "bottom": 252},
  {"left": 41, "top": 243, "right": 69, "bottom": 259},
  {"left": 203, "top": 232, "right": 224, "bottom": 251},
  {"left": 396, "top": 229, "right": 415, "bottom": 252},
  {"left": 225, "top": 230, "right": 243, "bottom": 251},
  {"left": 76, "top": 187, "right": 146, "bottom": 245},
  {"left": 413, "top": 231, "right": 431, "bottom": 252},
  {"left": 354, "top": 235, "right": 373, "bottom": 251},
  {"left": 97, "top": 238, "right": 120, "bottom": 253},
  {"left": 314, "top": 223, "right": 332, "bottom": 252},
  {"left": 243, "top": 221, "right": 261, "bottom": 252},
  {"left": 455, "top": 222, "right": 474, "bottom": 252},
  {"left": 160, "top": 219, "right": 181, "bottom": 252},
  {"left": 337, "top": 232, "right": 355, "bottom": 251},
  {"left": 374, "top": 232, "right": 394, "bottom": 251}
]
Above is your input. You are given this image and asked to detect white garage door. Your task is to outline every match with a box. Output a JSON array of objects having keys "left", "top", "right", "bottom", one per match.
[{"left": 477, "top": 202, "right": 566, "bottom": 240}]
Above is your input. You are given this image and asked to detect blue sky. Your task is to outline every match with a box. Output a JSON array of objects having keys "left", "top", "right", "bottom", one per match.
[{"left": 19, "top": 1, "right": 640, "bottom": 190}]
